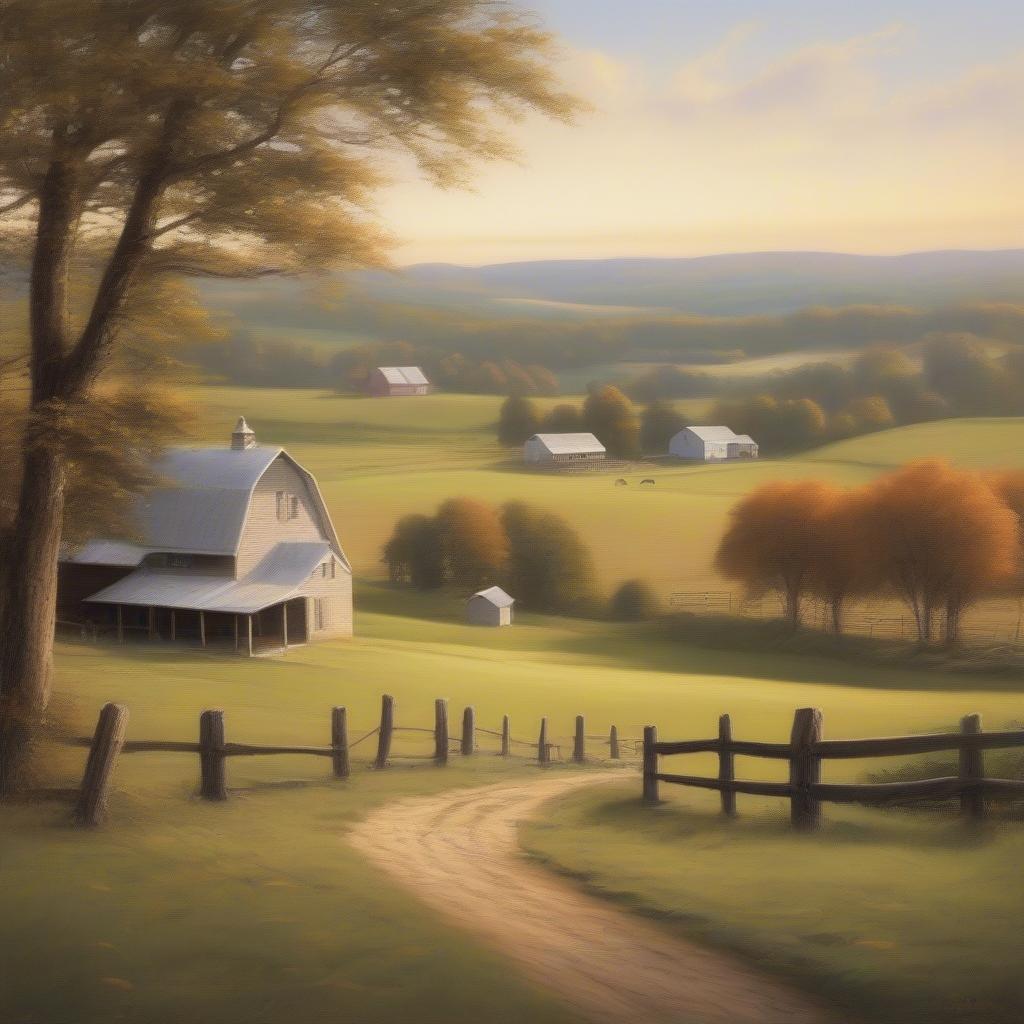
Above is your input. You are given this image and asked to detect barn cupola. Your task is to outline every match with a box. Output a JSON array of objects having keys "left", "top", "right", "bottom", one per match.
[{"left": 231, "top": 416, "right": 256, "bottom": 450}]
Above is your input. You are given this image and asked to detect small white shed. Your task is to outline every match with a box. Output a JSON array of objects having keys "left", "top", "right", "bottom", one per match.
[
  {"left": 466, "top": 586, "right": 515, "bottom": 627},
  {"left": 523, "top": 433, "right": 606, "bottom": 465}
]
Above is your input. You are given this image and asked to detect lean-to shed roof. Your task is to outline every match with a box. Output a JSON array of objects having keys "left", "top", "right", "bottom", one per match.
[{"left": 85, "top": 541, "right": 332, "bottom": 614}]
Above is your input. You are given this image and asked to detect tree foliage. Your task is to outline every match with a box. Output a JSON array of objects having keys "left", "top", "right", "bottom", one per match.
[
  {"left": 583, "top": 385, "right": 639, "bottom": 458},
  {"left": 497, "top": 395, "right": 541, "bottom": 447},
  {"left": 609, "top": 579, "right": 661, "bottom": 621},
  {"left": 640, "top": 400, "right": 686, "bottom": 454},
  {"left": 437, "top": 498, "right": 508, "bottom": 590}
]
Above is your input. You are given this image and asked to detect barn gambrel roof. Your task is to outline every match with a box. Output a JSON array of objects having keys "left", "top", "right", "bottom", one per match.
[{"left": 62, "top": 446, "right": 349, "bottom": 569}]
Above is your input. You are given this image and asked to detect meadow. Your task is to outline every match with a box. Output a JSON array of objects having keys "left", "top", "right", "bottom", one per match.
[{"left": 5, "top": 386, "right": 1024, "bottom": 1023}]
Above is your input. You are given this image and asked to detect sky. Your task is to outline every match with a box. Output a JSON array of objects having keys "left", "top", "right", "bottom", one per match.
[{"left": 376, "top": 1, "right": 1024, "bottom": 265}]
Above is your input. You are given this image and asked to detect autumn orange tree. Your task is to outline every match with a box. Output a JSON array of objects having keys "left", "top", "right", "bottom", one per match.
[
  {"left": 584, "top": 385, "right": 640, "bottom": 458},
  {"left": 982, "top": 470, "right": 1024, "bottom": 639},
  {"left": 861, "top": 461, "right": 1017, "bottom": 644},
  {"left": 437, "top": 498, "right": 509, "bottom": 590},
  {"left": 715, "top": 480, "right": 840, "bottom": 628},
  {"left": 0, "top": 0, "right": 579, "bottom": 791}
]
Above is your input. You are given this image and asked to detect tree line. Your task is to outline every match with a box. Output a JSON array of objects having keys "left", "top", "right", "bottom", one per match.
[
  {"left": 499, "top": 386, "right": 690, "bottom": 458},
  {"left": 715, "top": 460, "right": 1024, "bottom": 644},
  {"left": 382, "top": 498, "right": 599, "bottom": 614}
]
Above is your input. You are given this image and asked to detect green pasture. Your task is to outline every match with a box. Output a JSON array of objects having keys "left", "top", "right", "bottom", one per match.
[{"left": 5, "top": 583, "right": 1024, "bottom": 1023}]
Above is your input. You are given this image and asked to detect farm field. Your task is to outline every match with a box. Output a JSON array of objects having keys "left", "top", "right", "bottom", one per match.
[
  {"left": 6, "top": 586, "right": 1024, "bottom": 1023},
  {"left": 185, "top": 387, "right": 1024, "bottom": 620}
]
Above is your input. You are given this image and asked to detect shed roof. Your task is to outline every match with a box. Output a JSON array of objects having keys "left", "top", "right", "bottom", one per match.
[
  {"left": 528, "top": 433, "right": 606, "bottom": 455},
  {"left": 84, "top": 541, "right": 331, "bottom": 614},
  {"left": 377, "top": 366, "right": 429, "bottom": 386},
  {"left": 469, "top": 586, "right": 515, "bottom": 608},
  {"left": 731, "top": 434, "right": 757, "bottom": 445},
  {"left": 684, "top": 426, "right": 739, "bottom": 443}
]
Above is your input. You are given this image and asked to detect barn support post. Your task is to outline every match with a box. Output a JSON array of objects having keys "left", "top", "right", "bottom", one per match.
[
  {"left": 789, "top": 708, "right": 823, "bottom": 831},
  {"left": 461, "top": 706, "right": 475, "bottom": 756},
  {"left": 199, "top": 611, "right": 206, "bottom": 649},
  {"left": 573, "top": 715, "right": 586, "bottom": 764},
  {"left": 718, "top": 714, "right": 737, "bottom": 818},
  {"left": 434, "top": 699, "right": 449, "bottom": 764},
  {"left": 199, "top": 710, "right": 227, "bottom": 801},
  {"left": 246, "top": 614, "right": 253, "bottom": 657},
  {"left": 331, "top": 706, "right": 350, "bottom": 779},
  {"left": 116, "top": 605, "right": 124, "bottom": 644},
  {"left": 170, "top": 609, "right": 176, "bottom": 641},
  {"left": 233, "top": 615, "right": 239, "bottom": 654},
  {"left": 147, "top": 607, "right": 156, "bottom": 641},
  {"left": 282, "top": 602, "right": 288, "bottom": 649},
  {"left": 642, "top": 726, "right": 660, "bottom": 804},
  {"left": 375, "top": 695, "right": 394, "bottom": 769},
  {"left": 74, "top": 703, "right": 129, "bottom": 827},
  {"left": 959, "top": 713, "right": 985, "bottom": 821}
]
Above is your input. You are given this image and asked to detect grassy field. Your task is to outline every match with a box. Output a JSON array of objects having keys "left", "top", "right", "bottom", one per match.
[
  {"left": 5, "top": 587, "right": 1024, "bottom": 1023},
  {"left": 6, "top": 386, "right": 1024, "bottom": 1022}
]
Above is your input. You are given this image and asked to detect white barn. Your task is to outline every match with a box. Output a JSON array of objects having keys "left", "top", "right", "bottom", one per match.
[
  {"left": 523, "top": 433, "right": 606, "bottom": 465},
  {"left": 669, "top": 426, "right": 758, "bottom": 462},
  {"left": 58, "top": 419, "right": 353, "bottom": 655},
  {"left": 367, "top": 366, "right": 430, "bottom": 397},
  {"left": 466, "top": 586, "right": 515, "bottom": 627}
]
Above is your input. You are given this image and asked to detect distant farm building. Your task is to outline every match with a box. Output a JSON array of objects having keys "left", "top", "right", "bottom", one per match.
[
  {"left": 466, "top": 586, "right": 515, "bottom": 627},
  {"left": 669, "top": 426, "right": 759, "bottom": 462},
  {"left": 58, "top": 419, "right": 353, "bottom": 655},
  {"left": 367, "top": 366, "right": 430, "bottom": 397},
  {"left": 524, "top": 433, "right": 606, "bottom": 466}
]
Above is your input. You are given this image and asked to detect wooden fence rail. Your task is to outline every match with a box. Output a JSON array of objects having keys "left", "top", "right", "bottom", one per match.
[
  {"left": 643, "top": 708, "right": 1024, "bottom": 828},
  {"left": 57, "top": 696, "right": 631, "bottom": 825}
]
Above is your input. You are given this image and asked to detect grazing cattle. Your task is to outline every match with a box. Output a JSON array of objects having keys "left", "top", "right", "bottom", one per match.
[
  {"left": 641, "top": 479, "right": 656, "bottom": 486},
  {"left": 615, "top": 478, "right": 628, "bottom": 486}
]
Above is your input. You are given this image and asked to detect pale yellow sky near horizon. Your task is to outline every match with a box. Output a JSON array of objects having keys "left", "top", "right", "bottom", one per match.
[{"left": 374, "top": 22, "right": 1024, "bottom": 266}]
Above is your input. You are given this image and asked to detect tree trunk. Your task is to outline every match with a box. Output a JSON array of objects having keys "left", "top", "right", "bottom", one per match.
[
  {"left": 944, "top": 598, "right": 962, "bottom": 647},
  {"left": 829, "top": 597, "right": 844, "bottom": 635},
  {"left": 0, "top": 444, "right": 68, "bottom": 794},
  {"left": 920, "top": 603, "right": 933, "bottom": 645},
  {"left": 785, "top": 585, "right": 801, "bottom": 629}
]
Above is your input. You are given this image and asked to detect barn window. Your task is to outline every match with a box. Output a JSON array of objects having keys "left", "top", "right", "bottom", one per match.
[
  {"left": 276, "top": 491, "right": 299, "bottom": 521},
  {"left": 330, "top": 558, "right": 336, "bottom": 579}
]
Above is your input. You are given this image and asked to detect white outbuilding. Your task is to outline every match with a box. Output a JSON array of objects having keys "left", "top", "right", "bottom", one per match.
[
  {"left": 466, "top": 586, "right": 515, "bottom": 627},
  {"left": 669, "top": 426, "right": 758, "bottom": 462},
  {"left": 523, "top": 433, "right": 606, "bottom": 465}
]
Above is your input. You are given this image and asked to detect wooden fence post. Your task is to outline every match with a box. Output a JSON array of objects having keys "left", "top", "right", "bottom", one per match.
[
  {"left": 642, "top": 725, "right": 659, "bottom": 804},
  {"left": 573, "top": 715, "right": 586, "bottom": 764},
  {"left": 435, "top": 699, "right": 449, "bottom": 764},
  {"left": 375, "top": 695, "right": 394, "bottom": 769},
  {"left": 199, "top": 710, "right": 227, "bottom": 801},
  {"left": 538, "top": 717, "right": 550, "bottom": 766},
  {"left": 461, "top": 706, "right": 475, "bottom": 755},
  {"left": 501, "top": 715, "right": 511, "bottom": 757},
  {"left": 74, "top": 703, "right": 129, "bottom": 826},
  {"left": 331, "top": 706, "right": 349, "bottom": 779},
  {"left": 789, "top": 707, "right": 823, "bottom": 830},
  {"left": 718, "top": 714, "right": 736, "bottom": 818},
  {"left": 609, "top": 725, "right": 620, "bottom": 760},
  {"left": 959, "top": 713, "right": 985, "bottom": 820}
]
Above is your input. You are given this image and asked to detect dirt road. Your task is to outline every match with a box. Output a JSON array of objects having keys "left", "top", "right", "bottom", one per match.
[{"left": 348, "top": 774, "right": 840, "bottom": 1024}]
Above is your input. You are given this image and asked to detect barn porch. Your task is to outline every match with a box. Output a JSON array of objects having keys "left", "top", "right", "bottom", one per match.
[{"left": 80, "top": 597, "right": 309, "bottom": 656}]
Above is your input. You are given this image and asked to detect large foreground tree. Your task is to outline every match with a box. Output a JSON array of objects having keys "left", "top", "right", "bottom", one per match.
[{"left": 0, "top": 0, "right": 578, "bottom": 792}]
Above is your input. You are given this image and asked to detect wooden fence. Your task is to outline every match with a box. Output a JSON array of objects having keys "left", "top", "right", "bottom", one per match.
[
  {"left": 642, "top": 708, "right": 1024, "bottom": 828},
  {"left": 56, "top": 698, "right": 638, "bottom": 826}
]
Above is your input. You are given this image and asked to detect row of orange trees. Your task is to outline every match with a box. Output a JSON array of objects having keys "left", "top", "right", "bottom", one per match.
[{"left": 715, "top": 460, "right": 1024, "bottom": 644}]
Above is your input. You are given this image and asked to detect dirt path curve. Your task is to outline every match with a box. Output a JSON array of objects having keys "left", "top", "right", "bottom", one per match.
[{"left": 348, "top": 774, "right": 841, "bottom": 1024}]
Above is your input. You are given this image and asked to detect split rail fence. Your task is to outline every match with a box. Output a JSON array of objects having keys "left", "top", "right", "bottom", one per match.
[
  {"left": 642, "top": 708, "right": 1024, "bottom": 829},
  {"left": 55, "top": 697, "right": 640, "bottom": 826}
]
